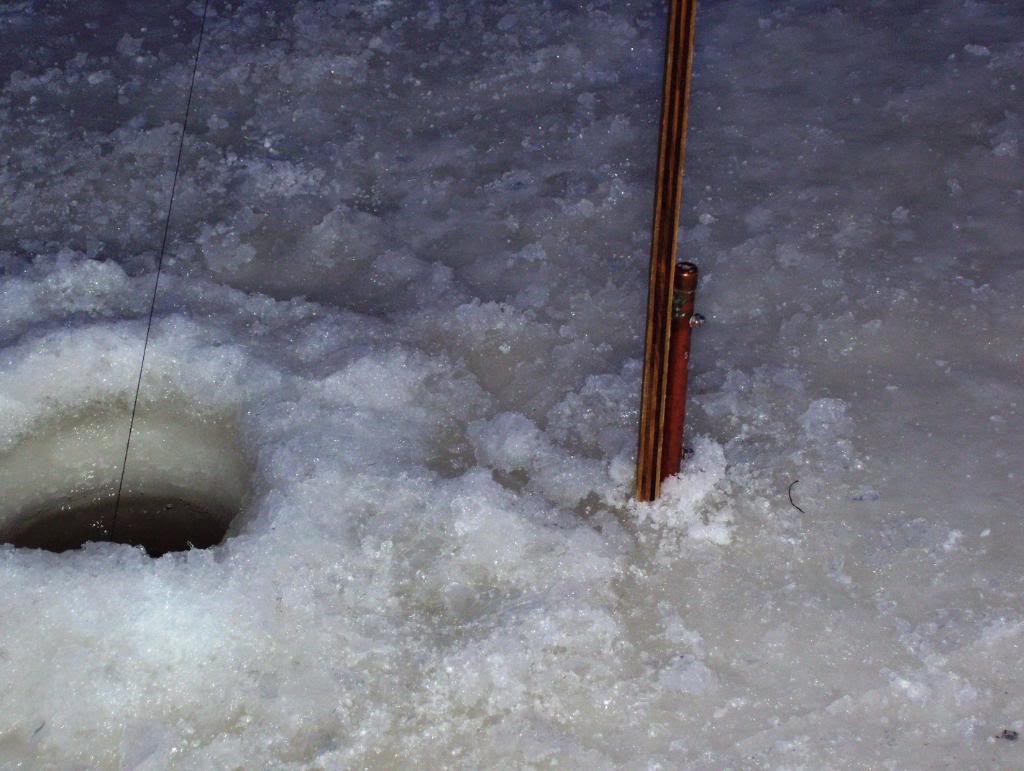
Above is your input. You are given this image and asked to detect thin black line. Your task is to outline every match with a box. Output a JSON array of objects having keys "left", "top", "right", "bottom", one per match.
[
  {"left": 787, "top": 479, "right": 805, "bottom": 514},
  {"left": 111, "top": 0, "right": 212, "bottom": 537}
]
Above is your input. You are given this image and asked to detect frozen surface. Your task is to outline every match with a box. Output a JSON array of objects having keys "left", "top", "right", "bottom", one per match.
[{"left": 1, "top": 0, "right": 1022, "bottom": 767}]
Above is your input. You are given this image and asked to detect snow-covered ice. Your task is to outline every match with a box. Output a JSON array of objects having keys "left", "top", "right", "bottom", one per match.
[{"left": 0, "top": 0, "right": 1022, "bottom": 767}]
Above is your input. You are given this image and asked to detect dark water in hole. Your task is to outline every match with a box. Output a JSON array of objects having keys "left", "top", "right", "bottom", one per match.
[{"left": 5, "top": 496, "right": 231, "bottom": 557}]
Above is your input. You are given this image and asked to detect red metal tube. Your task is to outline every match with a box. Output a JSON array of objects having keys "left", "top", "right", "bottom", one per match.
[{"left": 659, "top": 262, "right": 699, "bottom": 482}]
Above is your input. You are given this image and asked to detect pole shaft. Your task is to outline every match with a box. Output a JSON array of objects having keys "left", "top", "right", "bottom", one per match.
[
  {"left": 660, "top": 263, "right": 698, "bottom": 481},
  {"left": 635, "top": 0, "right": 699, "bottom": 501}
]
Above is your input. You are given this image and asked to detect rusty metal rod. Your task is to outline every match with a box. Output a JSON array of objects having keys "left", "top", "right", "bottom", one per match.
[
  {"left": 659, "top": 262, "right": 699, "bottom": 481},
  {"left": 635, "top": 0, "right": 700, "bottom": 501}
]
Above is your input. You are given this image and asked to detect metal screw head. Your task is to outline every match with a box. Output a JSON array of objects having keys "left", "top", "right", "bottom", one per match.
[{"left": 689, "top": 313, "right": 706, "bottom": 329}]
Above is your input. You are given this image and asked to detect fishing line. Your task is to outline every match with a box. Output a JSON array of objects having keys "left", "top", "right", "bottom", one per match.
[{"left": 111, "top": 0, "right": 212, "bottom": 536}]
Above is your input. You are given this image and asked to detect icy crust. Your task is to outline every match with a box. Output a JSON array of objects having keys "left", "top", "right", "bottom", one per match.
[
  {"left": 1, "top": 0, "right": 1023, "bottom": 767},
  {"left": 631, "top": 437, "right": 733, "bottom": 545},
  {"left": 0, "top": 257, "right": 719, "bottom": 767},
  {"left": 0, "top": 0, "right": 202, "bottom": 262}
]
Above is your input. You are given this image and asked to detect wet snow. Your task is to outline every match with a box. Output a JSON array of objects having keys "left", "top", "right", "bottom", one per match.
[{"left": 0, "top": 0, "right": 1022, "bottom": 767}]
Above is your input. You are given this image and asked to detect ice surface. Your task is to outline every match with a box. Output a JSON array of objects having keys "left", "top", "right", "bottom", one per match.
[{"left": 1, "top": 0, "right": 1022, "bottom": 767}]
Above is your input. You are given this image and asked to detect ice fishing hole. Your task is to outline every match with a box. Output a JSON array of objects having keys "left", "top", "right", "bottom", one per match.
[{"left": 0, "top": 402, "right": 249, "bottom": 557}]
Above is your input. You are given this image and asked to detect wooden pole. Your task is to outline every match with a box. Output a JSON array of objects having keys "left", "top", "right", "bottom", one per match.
[{"left": 635, "top": 0, "right": 699, "bottom": 501}]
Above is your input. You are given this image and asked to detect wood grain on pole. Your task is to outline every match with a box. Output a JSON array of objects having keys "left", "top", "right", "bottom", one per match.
[{"left": 635, "top": 0, "right": 699, "bottom": 501}]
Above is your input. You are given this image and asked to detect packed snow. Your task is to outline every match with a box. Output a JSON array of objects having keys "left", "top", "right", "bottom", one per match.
[{"left": 1, "top": 0, "right": 1022, "bottom": 767}]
